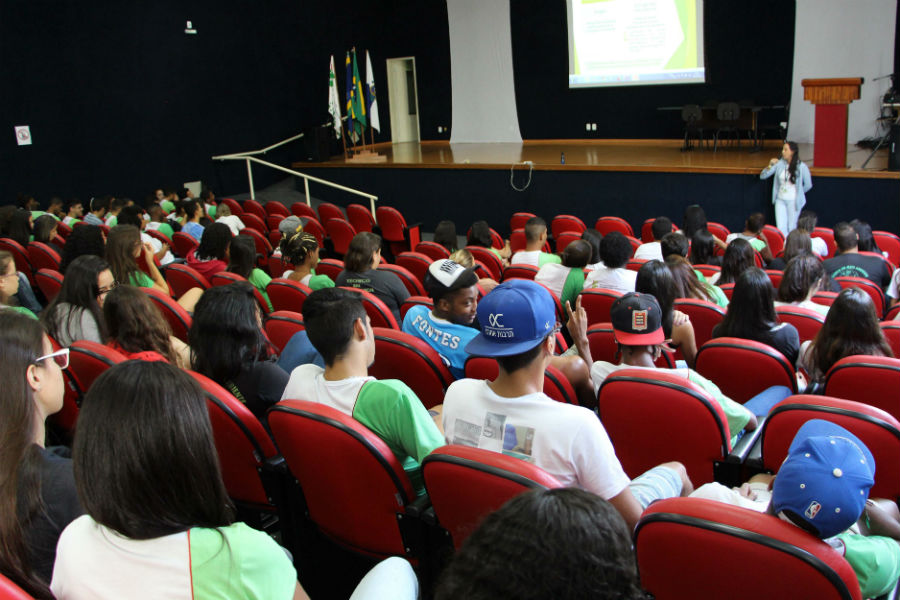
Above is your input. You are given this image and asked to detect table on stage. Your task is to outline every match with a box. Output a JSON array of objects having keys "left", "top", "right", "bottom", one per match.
[{"left": 657, "top": 104, "right": 786, "bottom": 152}]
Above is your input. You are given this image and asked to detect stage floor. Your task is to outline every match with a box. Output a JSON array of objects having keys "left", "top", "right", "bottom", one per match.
[{"left": 298, "top": 139, "right": 897, "bottom": 179}]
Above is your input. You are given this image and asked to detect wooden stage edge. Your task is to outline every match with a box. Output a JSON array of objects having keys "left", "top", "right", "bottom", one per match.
[{"left": 295, "top": 139, "right": 899, "bottom": 180}]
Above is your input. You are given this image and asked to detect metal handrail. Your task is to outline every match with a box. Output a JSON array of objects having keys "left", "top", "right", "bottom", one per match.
[{"left": 212, "top": 133, "right": 378, "bottom": 215}]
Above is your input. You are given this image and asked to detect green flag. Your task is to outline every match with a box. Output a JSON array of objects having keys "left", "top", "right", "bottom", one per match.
[{"left": 346, "top": 49, "right": 367, "bottom": 142}]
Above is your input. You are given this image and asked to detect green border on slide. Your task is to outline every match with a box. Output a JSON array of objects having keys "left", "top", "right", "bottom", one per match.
[{"left": 665, "top": 0, "right": 698, "bottom": 70}]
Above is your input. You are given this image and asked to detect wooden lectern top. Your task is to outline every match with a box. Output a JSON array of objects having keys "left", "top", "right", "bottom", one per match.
[{"left": 801, "top": 77, "right": 863, "bottom": 104}]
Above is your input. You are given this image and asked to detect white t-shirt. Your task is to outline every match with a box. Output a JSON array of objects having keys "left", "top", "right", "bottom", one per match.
[
  {"left": 442, "top": 378, "right": 631, "bottom": 499},
  {"left": 633, "top": 241, "right": 663, "bottom": 261},
  {"left": 887, "top": 267, "right": 900, "bottom": 300},
  {"left": 811, "top": 236, "right": 829, "bottom": 258},
  {"left": 216, "top": 215, "right": 246, "bottom": 236},
  {"left": 282, "top": 270, "right": 312, "bottom": 286},
  {"left": 140, "top": 232, "right": 175, "bottom": 265},
  {"left": 777, "top": 168, "right": 797, "bottom": 201},
  {"left": 534, "top": 262, "right": 569, "bottom": 300},
  {"left": 583, "top": 265, "right": 637, "bottom": 293},
  {"left": 774, "top": 299, "right": 830, "bottom": 318},
  {"left": 281, "top": 363, "right": 373, "bottom": 412}
]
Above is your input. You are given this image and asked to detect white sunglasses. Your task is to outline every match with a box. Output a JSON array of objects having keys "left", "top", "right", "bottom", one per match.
[{"left": 35, "top": 348, "right": 69, "bottom": 370}]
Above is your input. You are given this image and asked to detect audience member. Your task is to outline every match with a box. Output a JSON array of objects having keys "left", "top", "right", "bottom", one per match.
[
  {"left": 116, "top": 205, "right": 174, "bottom": 265},
  {"left": 535, "top": 239, "right": 591, "bottom": 308},
  {"left": 634, "top": 216, "right": 672, "bottom": 261},
  {"left": 103, "top": 285, "right": 190, "bottom": 367},
  {"left": 580, "top": 229, "right": 603, "bottom": 268},
  {"left": 103, "top": 197, "right": 126, "bottom": 227},
  {"left": 467, "top": 220, "right": 511, "bottom": 264},
  {"left": 180, "top": 200, "right": 206, "bottom": 241},
  {"left": 711, "top": 237, "right": 755, "bottom": 285},
  {"left": 510, "top": 217, "right": 560, "bottom": 267},
  {"left": 61, "top": 200, "right": 83, "bottom": 227},
  {"left": 635, "top": 260, "right": 697, "bottom": 367},
  {"left": 767, "top": 228, "right": 812, "bottom": 271},
  {"left": 797, "top": 210, "right": 828, "bottom": 257},
  {"left": 689, "top": 228, "right": 720, "bottom": 267},
  {"left": 228, "top": 235, "right": 273, "bottom": 312},
  {"left": 31, "top": 215, "right": 58, "bottom": 245},
  {"left": 0, "top": 251, "right": 37, "bottom": 318},
  {"left": 4, "top": 209, "right": 33, "bottom": 247},
  {"left": 214, "top": 203, "right": 245, "bottom": 236},
  {"left": 336, "top": 232, "right": 409, "bottom": 322},
  {"left": 665, "top": 255, "right": 728, "bottom": 307},
  {"left": 824, "top": 222, "right": 891, "bottom": 291},
  {"left": 432, "top": 220, "right": 458, "bottom": 253},
  {"left": 449, "top": 248, "right": 497, "bottom": 292},
  {"left": 50, "top": 361, "right": 305, "bottom": 599},
  {"left": 186, "top": 222, "right": 232, "bottom": 280},
  {"left": 17, "top": 194, "right": 39, "bottom": 212},
  {"left": 774, "top": 254, "right": 830, "bottom": 317},
  {"left": 850, "top": 219, "right": 881, "bottom": 254},
  {"left": 41, "top": 255, "right": 111, "bottom": 345},
  {"left": 45, "top": 197, "right": 65, "bottom": 220},
  {"left": 583, "top": 231, "right": 636, "bottom": 293},
  {"left": 279, "top": 230, "right": 334, "bottom": 290},
  {"left": 725, "top": 212, "right": 773, "bottom": 262},
  {"left": 58, "top": 225, "right": 105, "bottom": 273},
  {"left": 82, "top": 197, "right": 108, "bottom": 226},
  {"left": 681, "top": 204, "right": 708, "bottom": 240}
]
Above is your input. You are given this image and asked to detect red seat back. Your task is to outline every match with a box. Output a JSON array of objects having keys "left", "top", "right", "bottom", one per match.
[
  {"left": 552, "top": 214, "right": 587, "bottom": 239},
  {"left": 266, "top": 215, "right": 285, "bottom": 232},
  {"left": 317, "top": 202, "right": 345, "bottom": 224},
  {"left": 0, "top": 572, "right": 36, "bottom": 600},
  {"left": 241, "top": 199, "right": 267, "bottom": 220},
  {"left": 593, "top": 216, "right": 633, "bottom": 237},
  {"left": 706, "top": 222, "right": 731, "bottom": 241},
  {"left": 887, "top": 304, "right": 900, "bottom": 321},
  {"left": 240, "top": 229, "right": 273, "bottom": 261},
  {"left": 266, "top": 278, "right": 312, "bottom": 313},
  {"left": 813, "top": 290, "right": 839, "bottom": 307},
  {"left": 834, "top": 276, "right": 886, "bottom": 318},
  {"left": 413, "top": 242, "right": 449, "bottom": 261},
  {"left": 761, "top": 224, "right": 785, "bottom": 256},
  {"left": 347, "top": 203, "right": 376, "bottom": 233},
  {"left": 164, "top": 263, "right": 211, "bottom": 298},
  {"left": 760, "top": 395, "right": 900, "bottom": 500},
  {"left": 636, "top": 497, "right": 862, "bottom": 600},
  {"left": 56, "top": 220, "right": 72, "bottom": 239},
  {"left": 813, "top": 227, "right": 837, "bottom": 256},
  {"left": 825, "top": 355, "right": 900, "bottom": 419},
  {"left": 211, "top": 272, "right": 270, "bottom": 314},
  {"left": 315, "top": 258, "right": 344, "bottom": 281},
  {"left": 377, "top": 264, "right": 426, "bottom": 296},
  {"left": 341, "top": 287, "right": 400, "bottom": 329},
  {"left": 375, "top": 206, "right": 408, "bottom": 242},
  {"left": 267, "top": 230, "right": 283, "bottom": 253},
  {"left": 625, "top": 258, "right": 649, "bottom": 272},
  {"left": 400, "top": 296, "right": 433, "bottom": 320},
  {"left": 554, "top": 231, "right": 581, "bottom": 253},
  {"left": 145, "top": 229, "right": 172, "bottom": 247},
  {"left": 0, "top": 238, "right": 33, "bottom": 285},
  {"left": 673, "top": 298, "right": 726, "bottom": 349},
  {"left": 465, "top": 246, "right": 502, "bottom": 280},
  {"left": 695, "top": 337, "right": 796, "bottom": 404},
  {"left": 501, "top": 264, "right": 539, "bottom": 282},
  {"left": 143, "top": 287, "right": 193, "bottom": 342},
  {"left": 268, "top": 400, "right": 416, "bottom": 558},
  {"left": 171, "top": 232, "right": 199, "bottom": 258},
  {"left": 775, "top": 305, "right": 825, "bottom": 343},
  {"left": 694, "top": 264, "right": 722, "bottom": 279},
  {"left": 290, "top": 202, "right": 318, "bottom": 220},
  {"left": 509, "top": 229, "right": 526, "bottom": 253},
  {"left": 368, "top": 328, "right": 454, "bottom": 409},
  {"left": 509, "top": 212, "right": 536, "bottom": 232},
  {"left": 68, "top": 341, "right": 127, "bottom": 397},
  {"left": 239, "top": 213, "right": 267, "bottom": 234},
  {"left": 264, "top": 310, "right": 305, "bottom": 354},
  {"left": 586, "top": 323, "right": 674, "bottom": 368},
  {"left": 873, "top": 230, "right": 900, "bottom": 267},
  {"left": 188, "top": 370, "right": 279, "bottom": 509},
  {"left": 221, "top": 198, "right": 243, "bottom": 215},
  {"left": 395, "top": 252, "right": 432, "bottom": 286},
  {"left": 35, "top": 268, "right": 64, "bottom": 302},
  {"left": 580, "top": 288, "right": 624, "bottom": 324},
  {"left": 27, "top": 242, "right": 61, "bottom": 272},
  {"left": 880, "top": 321, "right": 900, "bottom": 358},
  {"left": 422, "top": 445, "right": 560, "bottom": 549},
  {"left": 264, "top": 202, "right": 290, "bottom": 217},
  {"left": 325, "top": 218, "right": 357, "bottom": 256},
  {"left": 301, "top": 217, "right": 326, "bottom": 246},
  {"left": 598, "top": 369, "right": 732, "bottom": 484},
  {"left": 766, "top": 269, "right": 784, "bottom": 289}
]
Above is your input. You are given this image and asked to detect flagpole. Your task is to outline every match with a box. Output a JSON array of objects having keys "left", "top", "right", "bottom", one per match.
[{"left": 341, "top": 117, "right": 350, "bottom": 159}]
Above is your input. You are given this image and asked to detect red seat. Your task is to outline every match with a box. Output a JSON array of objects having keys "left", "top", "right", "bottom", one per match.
[
  {"left": 221, "top": 198, "right": 243, "bottom": 215},
  {"left": 887, "top": 304, "right": 900, "bottom": 321},
  {"left": 241, "top": 199, "right": 267, "bottom": 221},
  {"left": 301, "top": 217, "right": 326, "bottom": 246},
  {"left": 239, "top": 212, "right": 267, "bottom": 234},
  {"left": 400, "top": 296, "right": 433, "bottom": 320},
  {"left": 264, "top": 310, "right": 305, "bottom": 354},
  {"left": 625, "top": 258, "right": 649, "bottom": 272},
  {"left": 422, "top": 445, "right": 561, "bottom": 549},
  {"left": 267, "top": 400, "right": 420, "bottom": 560},
  {"left": 376, "top": 206, "right": 420, "bottom": 254},
  {"left": 377, "top": 264, "right": 426, "bottom": 296},
  {"left": 509, "top": 229, "right": 526, "bottom": 253},
  {"left": 813, "top": 227, "right": 837, "bottom": 256},
  {"left": 825, "top": 355, "right": 900, "bottom": 420},
  {"left": 580, "top": 288, "right": 624, "bottom": 324},
  {"left": 674, "top": 298, "right": 726, "bottom": 349},
  {"left": 35, "top": 268, "right": 64, "bottom": 302},
  {"left": 315, "top": 258, "right": 344, "bottom": 281},
  {"left": 171, "top": 232, "right": 199, "bottom": 258},
  {"left": 395, "top": 252, "right": 432, "bottom": 286},
  {"left": 0, "top": 238, "right": 34, "bottom": 285},
  {"left": 758, "top": 395, "right": 900, "bottom": 500},
  {"left": 598, "top": 368, "right": 733, "bottom": 484},
  {"left": 636, "top": 497, "right": 862, "bottom": 600},
  {"left": 27, "top": 242, "right": 61, "bottom": 272},
  {"left": 501, "top": 263, "right": 539, "bottom": 282},
  {"left": 264, "top": 202, "right": 290, "bottom": 217},
  {"left": 552, "top": 214, "right": 587, "bottom": 238},
  {"left": 347, "top": 203, "right": 376, "bottom": 233},
  {"left": 586, "top": 322, "right": 674, "bottom": 368},
  {"left": 593, "top": 216, "right": 633, "bottom": 237},
  {"left": 211, "top": 272, "right": 271, "bottom": 314},
  {"left": 291, "top": 202, "right": 318, "bottom": 220},
  {"left": 640, "top": 217, "right": 677, "bottom": 243},
  {"left": 266, "top": 278, "right": 312, "bottom": 313},
  {"left": 465, "top": 246, "right": 502, "bottom": 280},
  {"left": 325, "top": 218, "right": 357, "bottom": 256},
  {"left": 706, "top": 222, "right": 731, "bottom": 241},
  {"left": 880, "top": 321, "right": 900, "bottom": 357},
  {"left": 265, "top": 215, "right": 285, "bottom": 232},
  {"left": 68, "top": 341, "right": 127, "bottom": 398},
  {"left": 626, "top": 235, "right": 641, "bottom": 257},
  {"left": 189, "top": 370, "right": 281, "bottom": 513},
  {"left": 341, "top": 287, "right": 399, "bottom": 329},
  {"left": 0, "top": 572, "right": 37, "bottom": 600},
  {"left": 317, "top": 202, "right": 345, "bottom": 224},
  {"left": 765, "top": 269, "right": 783, "bottom": 289},
  {"left": 873, "top": 230, "right": 900, "bottom": 267},
  {"left": 145, "top": 229, "right": 173, "bottom": 248},
  {"left": 163, "top": 263, "right": 210, "bottom": 298},
  {"left": 143, "top": 287, "right": 193, "bottom": 342},
  {"left": 693, "top": 264, "right": 721, "bottom": 279},
  {"left": 813, "top": 290, "right": 839, "bottom": 307},
  {"left": 695, "top": 337, "right": 797, "bottom": 404},
  {"left": 413, "top": 241, "right": 449, "bottom": 261},
  {"left": 555, "top": 230, "right": 581, "bottom": 253},
  {"left": 368, "top": 328, "right": 454, "bottom": 409},
  {"left": 775, "top": 305, "right": 825, "bottom": 343},
  {"left": 535, "top": 282, "right": 565, "bottom": 323},
  {"left": 509, "top": 211, "right": 537, "bottom": 232},
  {"left": 834, "top": 276, "right": 887, "bottom": 318},
  {"left": 267, "top": 230, "right": 283, "bottom": 253},
  {"left": 56, "top": 220, "right": 72, "bottom": 240},
  {"left": 761, "top": 224, "right": 785, "bottom": 256},
  {"left": 240, "top": 229, "right": 273, "bottom": 265}
]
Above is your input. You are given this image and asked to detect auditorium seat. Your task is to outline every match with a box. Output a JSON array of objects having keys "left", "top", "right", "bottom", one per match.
[
  {"left": 264, "top": 201, "right": 290, "bottom": 217},
  {"left": 400, "top": 296, "right": 433, "bottom": 320},
  {"left": 635, "top": 497, "right": 862, "bottom": 600},
  {"left": 145, "top": 228, "right": 173, "bottom": 248},
  {"left": 368, "top": 328, "right": 454, "bottom": 409},
  {"left": 422, "top": 445, "right": 561, "bottom": 549},
  {"left": 240, "top": 228, "right": 273, "bottom": 265},
  {"left": 210, "top": 272, "right": 271, "bottom": 314},
  {"left": 812, "top": 227, "right": 836, "bottom": 256},
  {"left": 775, "top": 305, "right": 825, "bottom": 343},
  {"left": 761, "top": 224, "right": 785, "bottom": 256},
  {"left": 221, "top": 198, "right": 243, "bottom": 215},
  {"left": 0, "top": 238, "right": 34, "bottom": 285},
  {"left": 68, "top": 341, "right": 127, "bottom": 399},
  {"left": 325, "top": 218, "right": 357, "bottom": 256},
  {"left": 301, "top": 217, "right": 326, "bottom": 246},
  {"left": 465, "top": 246, "right": 503, "bottom": 280},
  {"left": 812, "top": 290, "right": 839, "bottom": 307},
  {"left": 880, "top": 321, "right": 900, "bottom": 357},
  {"left": 340, "top": 286, "right": 400, "bottom": 329},
  {"left": 695, "top": 337, "right": 797, "bottom": 404},
  {"left": 464, "top": 357, "right": 579, "bottom": 405},
  {"left": 581, "top": 288, "right": 625, "bottom": 324},
  {"left": 834, "top": 276, "right": 886, "bottom": 318},
  {"left": 143, "top": 287, "right": 193, "bottom": 343},
  {"left": 315, "top": 258, "right": 343, "bottom": 281},
  {"left": 266, "top": 215, "right": 285, "bottom": 232},
  {"left": 171, "top": 232, "right": 199, "bottom": 258},
  {"left": 555, "top": 230, "right": 581, "bottom": 252},
  {"left": 290, "top": 201, "right": 318, "bottom": 220},
  {"left": 241, "top": 199, "right": 267, "bottom": 221},
  {"left": 509, "top": 229, "right": 526, "bottom": 253},
  {"left": 164, "top": 263, "right": 210, "bottom": 298},
  {"left": 706, "top": 222, "right": 730, "bottom": 241},
  {"left": 27, "top": 241, "right": 61, "bottom": 272},
  {"left": 0, "top": 571, "right": 37, "bottom": 600},
  {"left": 267, "top": 230, "right": 283, "bottom": 253},
  {"left": 825, "top": 355, "right": 900, "bottom": 420},
  {"left": 535, "top": 282, "right": 565, "bottom": 322},
  {"left": 597, "top": 368, "right": 733, "bottom": 485},
  {"left": 593, "top": 216, "right": 633, "bottom": 237},
  {"left": 239, "top": 212, "right": 267, "bottom": 234},
  {"left": 674, "top": 298, "right": 726, "bottom": 349},
  {"left": 886, "top": 304, "right": 900, "bottom": 322},
  {"left": 377, "top": 264, "right": 426, "bottom": 296},
  {"left": 266, "top": 278, "right": 312, "bottom": 313},
  {"left": 35, "top": 268, "right": 63, "bottom": 302},
  {"left": 586, "top": 322, "right": 674, "bottom": 368},
  {"left": 501, "top": 263, "right": 539, "bottom": 282},
  {"left": 376, "top": 206, "right": 420, "bottom": 255},
  {"left": 264, "top": 310, "right": 305, "bottom": 354},
  {"left": 396, "top": 251, "right": 433, "bottom": 285},
  {"left": 765, "top": 269, "right": 783, "bottom": 289},
  {"left": 347, "top": 203, "right": 376, "bottom": 233},
  {"left": 551, "top": 214, "right": 586, "bottom": 239},
  {"left": 317, "top": 201, "right": 345, "bottom": 224},
  {"left": 413, "top": 241, "right": 449, "bottom": 261},
  {"left": 625, "top": 258, "right": 649, "bottom": 272},
  {"left": 693, "top": 264, "right": 721, "bottom": 279},
  {"left": 626, "top": 235, "right": 641, "bottom": 256},
  {"left": 873, "top": 230, "right": 900, "bottom": 266},
  {"left": 509, "top": 211, "right": 536, "bottom": 232},
  {"left": 56, "top": 220, "right": 72, "bottom": 240}
]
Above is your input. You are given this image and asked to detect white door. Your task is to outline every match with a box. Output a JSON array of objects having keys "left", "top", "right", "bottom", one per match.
[{"left": 386, "top": 57, "right": 421, "bottom": 143}]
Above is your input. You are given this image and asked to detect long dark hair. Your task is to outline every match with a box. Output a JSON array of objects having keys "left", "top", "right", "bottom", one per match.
[
  {"left": 433, "top": 220, "right": 458, "bottom": 252},
  {"left": 718, "top": 238, "right": 755, "bottom": 285},
  {"left": 717, "top": 268, "right": 777, "bottom": 339},
  {"left": 195, "top": 222, "right": 232, "bottom": 262},
  {"left": 189, "top": 282, "right": 273, "bottom": 384},
  {"left": 5, "top": 210, "right": 32, "bottom": 248},
  {"left": 104, "top": 225, "right": 143, "bottom": 288},
  {"left": 636, "top": 260, "right": 676, "bottom": 337},
  {"left": 850, "top": 219, "right": 880, "bottom": 254},
  {"left": 785, "top": 141, "right": 800, "bottom": 184},
  {"left": 808, "top": 288, "right": 893, "bottom": 380},
  {"left": 31, "top": 216, "right": 57, "bottom": 245},
  {"left": 41, "top": 255, "right": 110, "bottom": 343},
  {"left": 0, "top": 312, "right": 54, "bottom": 599},
  {"left": 689, "top": 229, "right": 719, "bottom": 266},
  {"left": 665, "top": 255, "right": 713, "bottom": 302},
  {"left": 467, "top": 221, "right": 494, "bottom": 249},
  {"left": 227, "top": 235, "right": 256, "bottom": 279},
  {"left": 681, "top": 205, "right": 708, "bottom": 240},
  {"left": 777, "top": 255, "right": 824, "bottom": 303},
  {"left": 343, "top": 232, "right": 381, "bottom": 272},
  {"left": 59, "top": 225, "right": 105, "bottom": 273},
  {"left": 782, "top": 229, "right": 812, "bottom": 263},
  {"left": 74, "top": 361, "right": 234, "bottom": 539},
  {"left": 103, "top": 286, "right": 176, "bottom": 363}
]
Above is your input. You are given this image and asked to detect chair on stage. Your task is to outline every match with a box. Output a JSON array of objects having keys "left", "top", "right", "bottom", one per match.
[
  {"left": 681, "top": 104, "right": 706, "bottom": 150},
  {"left": 713, "top": 102, "right": 742, "bottom": 150}
]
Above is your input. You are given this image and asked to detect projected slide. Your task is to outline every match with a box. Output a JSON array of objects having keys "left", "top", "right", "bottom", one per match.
[{"left": 567, "top": 0, "right": 705, "bottom": 88}]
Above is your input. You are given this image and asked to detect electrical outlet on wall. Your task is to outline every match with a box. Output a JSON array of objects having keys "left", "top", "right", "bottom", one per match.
[
  {"left": 591, "top": 123, "right": 597, "bottom": 131},
  {"left": 585, "top": 123, "right": 591, "bottom": 131}
]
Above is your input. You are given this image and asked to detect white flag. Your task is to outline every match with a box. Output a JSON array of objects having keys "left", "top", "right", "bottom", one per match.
[
  {"left": 327, "top": 55, "right": 342, "bottom": 139},
  {"left": 365, "top": 50, "right": 380, "bottom": 133}
]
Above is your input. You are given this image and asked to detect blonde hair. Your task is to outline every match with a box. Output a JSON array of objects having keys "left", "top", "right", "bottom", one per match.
[{"left": 449, "top": 248, "right": 475, "bottom": 269}]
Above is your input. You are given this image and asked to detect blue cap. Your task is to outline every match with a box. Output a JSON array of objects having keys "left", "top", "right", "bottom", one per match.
[
  {"left": 772, "top": 420, "right": 875, "bottom": 539},
  {"left": 464, "top": 280, "right": 556, "bottom": 357}
]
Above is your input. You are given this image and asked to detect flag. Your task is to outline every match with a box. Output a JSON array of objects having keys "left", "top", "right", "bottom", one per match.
[
  {"left": 345, "top": 49, "right": 366, "bottom": 142},
  {"left": 365, "top": 50, "right": 380, "bottom": 134},
  {"left": 327, "top": 55, "right": 342, "bottom": 139}
]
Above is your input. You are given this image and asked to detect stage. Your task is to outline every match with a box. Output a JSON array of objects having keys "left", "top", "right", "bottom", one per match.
[{"left": 291, "top": 139, "right": 900, "bottom": 235}]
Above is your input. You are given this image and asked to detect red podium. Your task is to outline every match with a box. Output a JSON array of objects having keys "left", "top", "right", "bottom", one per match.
[{"left": 801, "top": 78, "right": 863, "bottom": 168}]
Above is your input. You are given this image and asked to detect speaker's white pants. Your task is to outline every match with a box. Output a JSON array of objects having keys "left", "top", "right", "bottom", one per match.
[{"left": 774, "top": 198, "right": 797, "bottom": 237}]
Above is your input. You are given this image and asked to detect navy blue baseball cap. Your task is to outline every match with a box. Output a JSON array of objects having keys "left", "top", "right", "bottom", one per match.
[{"left": 464, "top": 280, "right": 556, "bottom": 357}]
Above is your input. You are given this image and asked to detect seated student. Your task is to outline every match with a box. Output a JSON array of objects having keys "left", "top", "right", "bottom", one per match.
[
  {"left": 583, "top": 231, "right": 636, "bottom": 293},
  {"left": 449, "top": 248, "right": 497, "bottom": 293},
  {"left": 116, "top": 205, "right": 174, "bottom": 265},
  {"left": 567, "top": 292, "right": 780, "bottom": 436},
  {"left": 190, "top": 282, "right": 289, "bottom": 420},
  {"left": 712, "top": 267, "right": 800, "bottom": 365},
  {"left": 798, "top": 287, "right": 893, "bottom": 386},
  {"left": 634, "top": 216, "right": 672, "bottom": 261},
  {"left": 889, "top": 268, "right": 900, "bottom": 309},
  {"left": 270, "top": 215, "right": 302, "bottom": 258},
  {"left": 199, "top": 188, "right": 217, "bottom": 219},
  {"left": 0, "top": 312, "right": 81, "bottom": 597},
  {"left": 824, "top": 222, "right": 892, "bottom": 291},
  {"left": 851, "top": 218, "right": 882, "bottom": 254},
  {"left": 402, "top": 259, "right": 479, "bottom": 379},
  {"left": 689, "top": 228, "right": 721, "bottom": 268},
  {"left": 635, "top": 260, "right": 698, "bottom": 368},
  {"left": 434, "top": 488, "right": 645, "bottom": 600},
  {"left": 179, "top": 200, "right": 206, "bottom": 242},
  {"left": 336, "top": 232, "right": 409, "bottom": 323},
  {"left": 581, "top": 229, "right": 603, "bottom": 269},
  {"left": 665, "top": 254, "right": 728, "bottom": 308},
  {"left": 214, "top": 203, "right": 245, "bottom": 236},
  {"left": 103, "top": 197, "right": 125, "bottom": 228},
  {"left": 228, "top": 235, "right": 273, "bottom": 312},
  {"left": 797, "top": 210, "right": 829, "bottom": 257},
  {"left": 144, "top": 204, "right": 175, "bottom": 239},
  {"left": 535, "top": 239, "right": 591, "bottom": 309},
  {"left": 41, "top": 255, "right": 111, "bottom": 345},
  {"left": 774, "top": 254, "right": 831, "bottom": 317},
  {"left": 691, "top": 420, "right": 900, "bottom": 600},
  {"left": 32, "top": 214, "right": 59, "bottom": 245},
  {"left": 82, "top": 196, "right": 107, "bottom": 226},
  {"left": 710, "top": 237, "right": 755, "bottom": 285},
  {"left": 281, "top": 288, "right": 444, "bottom": 495},
  {"left": 279, "top": 230, "right": 334, "bottom": 290},
  {"left": 186, "top": 222, "right": 232, "bottom": 280},
  {"left": 59, "top": 224, "right": 105, "bottom": 273},
  {"left": 661, "top": 230, "right": 726, "bottom": 292},
  {"left": 433, "top": 220, "right": 459, "bottom": 253},
  {"left": 467, "top": 220, "right": 511, "bottom": 266},
  {"left": 61, "top": 199, "right": 83, "bottom": 227},
  {"left": 103, "top": 285, "right": 191, "bottom": 368},
  {"left": 4, "top": 209, "right": 33, "bottom": 247},
  {"left": 510, "top": 217, "right": 561, "bottom": 268},
  {"left": 767, "top": 229, "right": 812, "bottom": 271},
  {"left": 725, "top": 212, "right": 773, "bottom": 262},
  {"left": 0, "top": 250, "right": 37, "bottom": 319},
  {"left": 442, "top": 279, "right": 693, "bottom": 531},
  {"left": 50, "top": 361, "right": 305, "bottom": 600},
  {"left": 45, "top": 197, "right": 65, "bottom": 221}
]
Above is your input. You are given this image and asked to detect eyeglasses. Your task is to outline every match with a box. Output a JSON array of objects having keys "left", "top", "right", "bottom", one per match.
[
  {"left": 97, "top": 281, "right": 119, "bottom": 297},
  {"left": 35, "top": 348, "right": 69, "bottom": 370}
]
